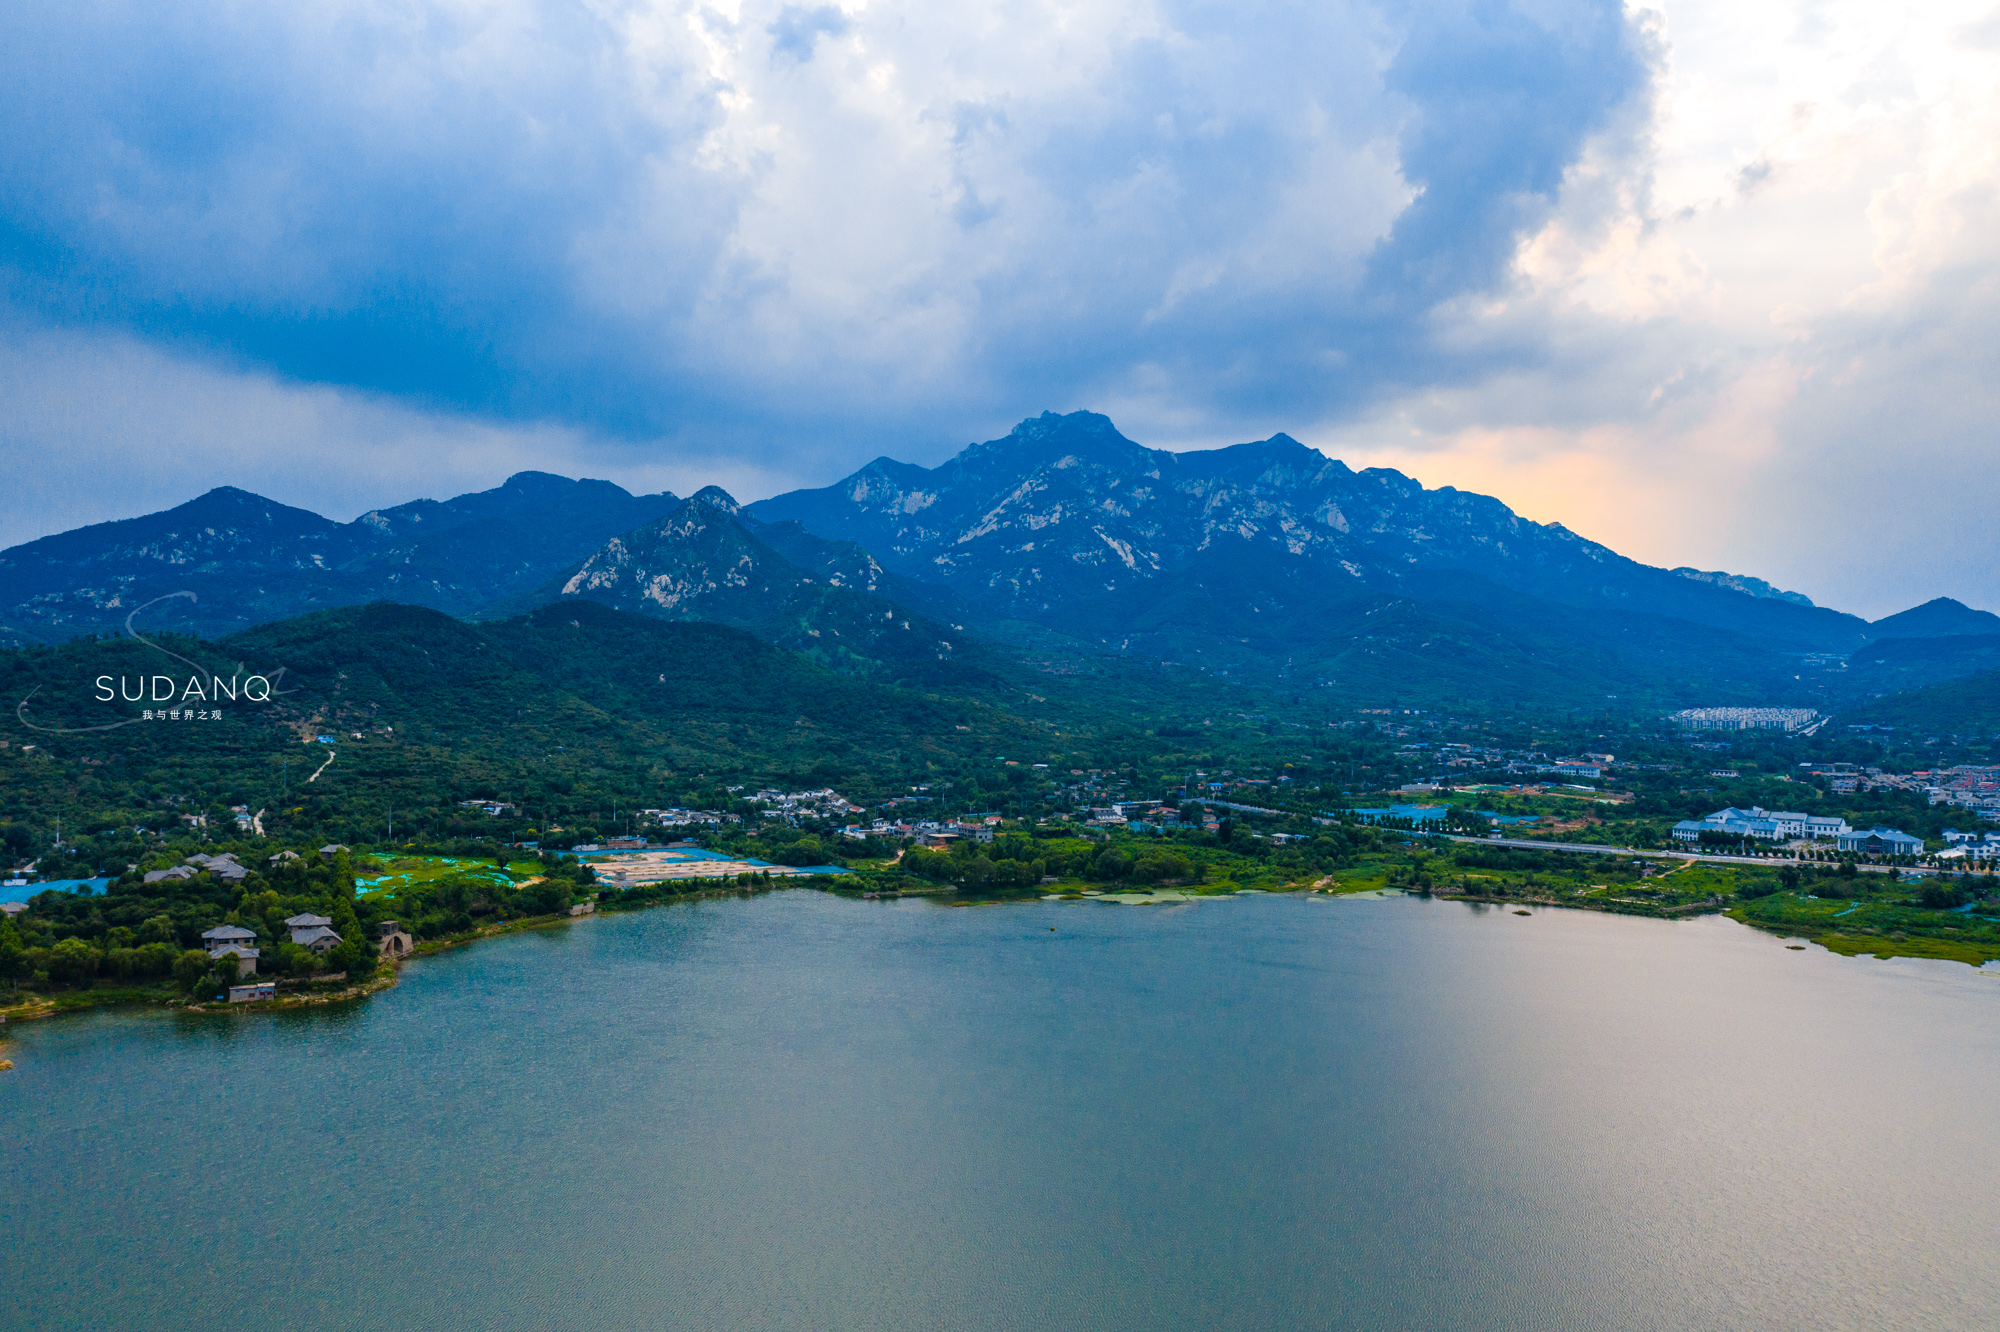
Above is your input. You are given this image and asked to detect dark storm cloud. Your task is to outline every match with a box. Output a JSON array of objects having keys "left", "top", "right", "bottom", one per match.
[{"left": 0, "top": 0, "right": 1647, "bottom": 461}]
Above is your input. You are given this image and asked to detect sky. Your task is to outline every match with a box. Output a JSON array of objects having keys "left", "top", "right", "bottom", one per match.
[{"left": 1, "top": 0, "right": 1996, "bottom": 617}]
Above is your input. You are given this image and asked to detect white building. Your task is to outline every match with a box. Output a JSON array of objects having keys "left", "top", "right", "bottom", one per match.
[
  {"left": 1672, "top": 708, "right": 1820, "bottom": 732},
  {"left": 1834, "top": 827, "right": 1925, "bottom": 856},
  {"left": 1671, "top": 807, "right": 1850, "bottom": 844}
]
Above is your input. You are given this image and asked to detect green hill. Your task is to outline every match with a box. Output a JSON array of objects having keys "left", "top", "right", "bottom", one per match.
[
  {"left": 0, "top": 601, "right": 1049, "bottom": 845},
  {"left": 1840, "top": 667, "right": 2000, "bottom": 740}
]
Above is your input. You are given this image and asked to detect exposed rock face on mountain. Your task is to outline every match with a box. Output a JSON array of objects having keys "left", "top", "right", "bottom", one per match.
[
  {"left": 531, "top": 488, "right": 992, "bottom": 685},
  {"left": 1671, "top": 568, "right": 1814, "bottom": 606},
  {"left": 0, "top": 473, "right": 679, "bottom": 642},
  {"left": 6, "top": 408, "right": 1994, "bottom": 710},
  {"left": 749, "top": 411, "right": 1870, "bottom": 653}
]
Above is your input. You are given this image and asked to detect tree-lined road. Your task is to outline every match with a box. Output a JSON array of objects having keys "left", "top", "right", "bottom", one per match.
[{"left": 1444, "top": 835, "right": 1931, "bottom": 876}]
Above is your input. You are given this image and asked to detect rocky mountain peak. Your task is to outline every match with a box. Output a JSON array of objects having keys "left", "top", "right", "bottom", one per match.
[
  {"left": 958, "top": 410, "right": 1158, "bottom": 473},
  {"left": 1673, "top": 567, "right": 1815, "bottom": 607},
  {"left": 750, "top": 410, "right": 1875, "bottom": 652},
  {"left": 686, "top": 486, "right": 744, "bottom": 517}
]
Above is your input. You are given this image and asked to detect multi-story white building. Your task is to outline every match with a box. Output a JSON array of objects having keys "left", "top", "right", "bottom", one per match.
[{"left": 1670, "top": 807, "right": 1850, "bottom": 844}]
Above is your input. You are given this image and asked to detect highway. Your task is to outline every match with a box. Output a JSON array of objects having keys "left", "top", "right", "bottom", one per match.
[
  {"left": 1443, "top": 835, "right": 1931, "bottom": 875},
  {"left": 1192, "top": 807, "right": 1941, "bottom": 877}
]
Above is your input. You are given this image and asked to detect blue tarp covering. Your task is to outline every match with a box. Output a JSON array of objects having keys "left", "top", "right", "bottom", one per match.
[{"left": 2, "top": 877, "right": 110, "bottom": 904}]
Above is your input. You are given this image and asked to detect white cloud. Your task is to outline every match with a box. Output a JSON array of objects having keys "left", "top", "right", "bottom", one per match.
[
  {"left": 1319, "top": 0, "right": 2000, "bottom": 618},
  {"left": 1, "top": 0, "right": 1583, "bottom": 437},
  {"left": 29, "top": 0, "right": 1994, "bottom": 623}
]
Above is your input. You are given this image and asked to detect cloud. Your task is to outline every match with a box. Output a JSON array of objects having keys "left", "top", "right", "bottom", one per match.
[
  {"left": 16, "top": 0, "right": 1992, "bottom": 619},
  {"left": 0, "top": 0, "right": 1645, "bottom": 455},
  {"left": 1318, "top": 0, "right": 2000, "bottom": 617},
  {"left": 0, "top": 327, "right": 797, "bottom": 549},
  {"left": 768, "top": 5, "right": 851, "bottom": 64}
]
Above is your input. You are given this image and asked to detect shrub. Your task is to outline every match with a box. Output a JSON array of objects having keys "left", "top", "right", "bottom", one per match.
[{"left": 1918, "top": 882, "right": 1967, "bottom": 910}]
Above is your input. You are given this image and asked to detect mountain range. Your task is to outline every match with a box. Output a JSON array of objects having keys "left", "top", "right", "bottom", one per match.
[
  {"left": 752, "top": 412, "right": 1868, "bottom": 655},
  {"left": 0, "top": 472, "right": 681, "bottom": 642},
  {"left": 4, "top": 410, "right": 1994, "bottom": 714}
]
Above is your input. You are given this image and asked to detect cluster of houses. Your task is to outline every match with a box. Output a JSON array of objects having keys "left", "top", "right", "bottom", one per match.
[
  {"left": 1940, "top": 829, "right": 2000, "bottom": 861},
  {"left": 141, "top": 846, "right": 350, "bottom": 893},
  {"left": 571, "top": 836, "right": 666, "bottom": 853},
  {"left": 1670, "top": 807, "right": 1925, "bottom": 855},
  {"left": 199, "top": 910, "right": 414, "bottom": 996},
  {"left": 744, "top": 788, "right": 865, "bottom": 824},
  {"left": 1918, "top": 767, "right": 2000, "bottom": 819},
  {"left": 1801, "top": 764, "right": 2000, "bottom": 819},
  {"left": 635, "top": 807, "right": 736, "bottom": 829},
  {"left": 144, "top": 851, "right": 251, "bottom": 885},
  {"left": 458, "top": 799, "right": 519, "bottom": 818},
  {"left": 198, "top": 911, "right": 337, "bottom": 977},
  {"left": 1080, "top": 801, "right": 1168, "bottom": 828},
  {"left": 840, "top": 815, "right": 1001, "bottom": 847}
]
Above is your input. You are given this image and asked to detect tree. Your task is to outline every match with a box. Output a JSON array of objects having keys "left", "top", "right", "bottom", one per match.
[
  {"left": 132, "top": 941, "right": 179, "bottom": 979},
  {"left": 1132, "top": 852, "right": 1196, "bottom": 884},
  {"left": 171, "top": 949, "right": 211, "bottom": 994},
  {"left": 1918, "top": 881, "right": 1967, "bottom": 910},
  {"left": 0, "top": 914, "right": 24, "bottom": 985},
  {"left": 513, "top": 878, "right": 572, "bottom": 916},
  {"left": 48, "top": 936, "right": 99, "bottom": 986},
  {"left": 326, "top": 936, "right": 372, "bottom": 978}
]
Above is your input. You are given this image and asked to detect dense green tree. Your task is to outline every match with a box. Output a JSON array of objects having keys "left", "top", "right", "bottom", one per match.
[{"left": 48, "top": 937, "right": 99, "bottom": 985}]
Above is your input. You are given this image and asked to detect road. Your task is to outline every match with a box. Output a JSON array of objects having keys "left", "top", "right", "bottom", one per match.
[
  {"left": 1444, "top": 835, "right": 1929, "bottom": 875},
  {"left": 1190, "top": 806, "right": 1940, "bottom": 878}
]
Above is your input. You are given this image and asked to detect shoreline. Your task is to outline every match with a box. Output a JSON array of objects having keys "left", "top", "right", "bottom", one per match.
[
  {"left": 6, "top": 876, "right": 1992, "bottom": 1042},
  {"left": 0, "top": 875, "right": 811, "bottom": 1031}
]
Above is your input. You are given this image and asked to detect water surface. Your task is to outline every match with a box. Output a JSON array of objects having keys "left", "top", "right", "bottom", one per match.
[{"left": 4, "top": 892, "right": 1996, "bottom": 1330}]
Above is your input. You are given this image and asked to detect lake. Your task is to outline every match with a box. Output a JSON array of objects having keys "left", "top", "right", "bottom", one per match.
[{"left": 4, "top": 892, "right": 1997, "bottom": 1330}]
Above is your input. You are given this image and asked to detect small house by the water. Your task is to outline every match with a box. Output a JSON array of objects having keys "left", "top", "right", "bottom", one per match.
[
  {"left": 228, "top": 981, "right": 276, "bottom": 1003},
  {"left": 290, "top": 925, "right": 343, "bottom": 953},
  {"left": 208, "top": 943, "right": 261, "bottom": 975}
]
